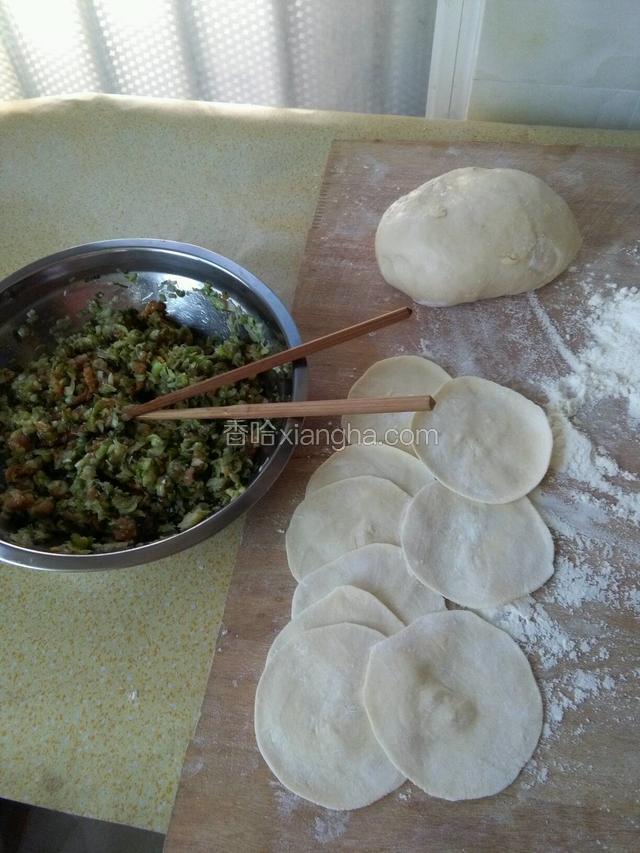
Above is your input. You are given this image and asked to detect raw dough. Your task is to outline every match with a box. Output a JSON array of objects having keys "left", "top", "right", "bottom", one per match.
[
  {"left": 306, "top": 443, "right": 434, "bottom": 497},
  {"left": 267, "top": 585, "right": 404, "bottom": 662},
  {"left": 375, "top": 167, "right": 582, "bottom": 306},
  {"left": 286, "top": 475, "right": 410, "bottom": 581},
  {"left": 292, "top": 543, "right": 445, "bottom": 622},
  {"left": 255, "top": 623, "right": 405, "bottom": 809},
  {"left": 412, "top": 376, "right": 553, "bottom": 503},
  {"left": 401, "top": 482, "right": 554, "bottom": 608},
  {"left": 363, "top": 611, "right": 542, "bottom": 801},
  {"left": 341, "top": 356, "right": 451, "bottom": 454}
]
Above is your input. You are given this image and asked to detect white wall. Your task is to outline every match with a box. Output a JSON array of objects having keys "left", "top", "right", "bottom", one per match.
[{"left": 467, "top": 0, "right": 640, "bottom": 129}]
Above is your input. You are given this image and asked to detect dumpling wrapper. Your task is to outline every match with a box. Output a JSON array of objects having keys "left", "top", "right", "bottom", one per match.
[
  {"left": 401, "top": 482, "right": 554, "bottom": 608},
  {"left": 412, "top": 376, "right": 553, "bottom": 503},
  {"left": 342, "top": 356, "right": 451, "bottom": 454},
  {"left": 292, "top": 543, "right": 445, "bottom": 622},
  {"left": 306, "top": 443, "right": 434, "bottom": 497},
  {"left": 363, "top": 611, "right": 542, "bottom": 801},
  {"left": 255, "top": 623, "right": 405, "bottom": 810},
  {"left": 285, "top": 475, "right": 410, "bottom": 581},
  {"left": 267, "top": 585, "right": 404, "bottom": 662}
]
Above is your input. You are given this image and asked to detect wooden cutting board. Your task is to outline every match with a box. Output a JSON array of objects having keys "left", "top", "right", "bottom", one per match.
[{"left": 165, "top": 140, "right": 639, "bottom": 852}]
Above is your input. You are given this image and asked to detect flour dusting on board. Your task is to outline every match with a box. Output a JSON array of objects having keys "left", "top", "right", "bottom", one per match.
[
  {"left": 270, "top": 781, "right": 302, "bottom": 820},
  {"left": 313, "top": 811, "right": 350, "bottom": 845},
  {"left": 269, "top": 779, "right": 350, "bottom": 843},
  {"left": 434, "top": 262, "right": 640, "bottom": 794},
  {"left": 538, "top": 284, "right": 640, "bottom": 419}
]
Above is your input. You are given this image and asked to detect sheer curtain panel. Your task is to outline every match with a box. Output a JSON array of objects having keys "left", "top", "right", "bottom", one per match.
[{"left": 0, "top": 0, "right": 437, "bottom": 115}]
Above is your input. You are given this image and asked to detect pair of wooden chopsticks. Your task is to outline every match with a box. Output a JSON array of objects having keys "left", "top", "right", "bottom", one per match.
[{"left": 123, "top": 306, "right": 432, "bottom": 421}]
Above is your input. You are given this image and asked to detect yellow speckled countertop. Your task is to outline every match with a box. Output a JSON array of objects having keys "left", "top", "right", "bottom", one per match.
[{"left": 0, "top": 94, "right": 638, "bottom": 833}]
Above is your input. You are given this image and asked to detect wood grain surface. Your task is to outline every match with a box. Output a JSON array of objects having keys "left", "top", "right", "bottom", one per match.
[{"left": 165, "top": 140, "right": 640, "bottom": 852}]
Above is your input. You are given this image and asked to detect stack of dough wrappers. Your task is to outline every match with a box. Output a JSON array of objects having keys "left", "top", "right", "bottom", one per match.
[{"left": 254, "top": 355, "right": 555, "bottom": 810}]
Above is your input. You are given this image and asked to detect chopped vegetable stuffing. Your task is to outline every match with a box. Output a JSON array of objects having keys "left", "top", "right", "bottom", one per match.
[{"left": 0, "top": 288, "right": 286, "bottom": 553}]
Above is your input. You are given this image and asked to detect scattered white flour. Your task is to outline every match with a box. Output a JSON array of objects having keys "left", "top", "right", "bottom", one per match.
[
  {"left": 540, "top": 668, "right": 616, "bottom": 740},
  {"left": 529, "top": 282, "right": 640, "bottom": 531},
  {"left": 581, "top": 286, "right": 640, "bottom": 418},
  {"left": 550, "top": 413, "right": 617, "bottom": 483},
  {"left": 623, "top": 240, "right": 640, "bottom": 260},
  {"left": 270, "top": 781, "right": 302, "bottom": 820},
  {"left": 521, "top": 759, "right": 549, "bottom": 789},
  {"left": 546, "top": 412, "right": 640, "bottom": 525},
  {"left": 480, "top": 580, "right": 623, "bottom": 760},
  {"left": 477, "top": 278, "right": 640, "bottom": 793},
  {"left": 313, "top": 811, "right": 350, "bottom": 844},
  {"left": 478, "top": 596, "right": 576, "bottom": 670},
  {"left": 531, "top": 284, "right": 640, "bottom": 419},
  {"left": 625, "top": 588, "right": 640, "bottom": 612},
  {"left": 269, "top": 780, "right": 349, "bottom": 842},
  {"left": 546, "top": 555, "right": 616, "bottom": 609}
]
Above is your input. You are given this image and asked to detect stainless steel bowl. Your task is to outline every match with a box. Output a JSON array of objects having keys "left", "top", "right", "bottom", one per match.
[{"left": 0, "top": 239, "right": 307, "bottom": 571}]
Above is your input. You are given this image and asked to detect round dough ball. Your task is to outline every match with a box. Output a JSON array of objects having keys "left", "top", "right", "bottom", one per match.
[
  {"left": 375, "top": 167, "right": 582, "bottom": 307},
  {"left": 255, "top": 623, "right": 405, "bottom": 810},
  {"left": 412, "top": 376, "right": 552, "bottom": 503},
  {"left": 286, "top": 475, "right": 410, "bottom": 581},
  {"left": 341, "top": 356, "right": 451, "bottom": 454},
  {"left": 267, "top": 585, "right": 404, "bottom": 662},
  {"left": 401, "top": 482, "right": 554, "bottom": 608},
  {"left": 306, "top": 443, "right": 434, "bottom": 497},
  {"left": 363, "top": 611, "right": 542, "bottom": 801},
  {"left": 292, "top": 543, "right": 444, "bottom": 622}
]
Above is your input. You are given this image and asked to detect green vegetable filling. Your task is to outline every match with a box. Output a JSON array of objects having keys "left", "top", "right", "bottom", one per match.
[{"left": 0, "top": 291, "right": 286, "bottom": 553}]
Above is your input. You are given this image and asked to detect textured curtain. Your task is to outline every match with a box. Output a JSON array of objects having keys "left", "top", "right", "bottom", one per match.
[{"left": 0, "top": 0, "right": 436, "bottom": 115}]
